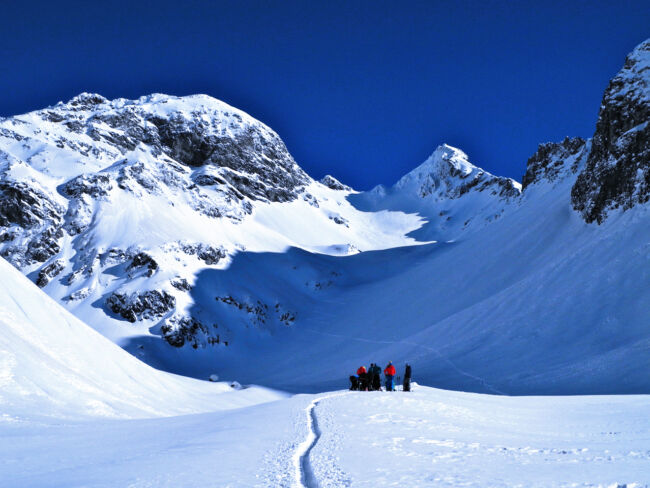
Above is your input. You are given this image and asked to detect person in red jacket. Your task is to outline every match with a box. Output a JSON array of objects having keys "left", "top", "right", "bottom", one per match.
[
  {"left": 384, "top": 361, "right": 396, "bottom": 391},
  {"left": 357, "top": 365, "right": 368, "bottom": 391}
]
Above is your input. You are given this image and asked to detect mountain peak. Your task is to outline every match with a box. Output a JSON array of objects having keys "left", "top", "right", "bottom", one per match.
[
  {"left": 395, "top": 143, "right": 520, "bottom": 201},
  {"left": 571, "top": 38, "right": 650, "bottom": 223},
  {"left": 415, "top": 143, "right": 476, "bottom": 178},
  {"left": 320, "top": 174, "right": 352, "bottom": 191},
  {"left": 67, "top": 92, "right": 108, "bottom": 107}
]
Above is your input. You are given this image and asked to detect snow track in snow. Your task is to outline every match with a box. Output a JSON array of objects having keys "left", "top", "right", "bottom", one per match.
[
  {"left": 299, "top": 399, "right": 321, "bottom": 488},
  {"left": 294, "top": 393, "right": 348, "bottom": 488}
]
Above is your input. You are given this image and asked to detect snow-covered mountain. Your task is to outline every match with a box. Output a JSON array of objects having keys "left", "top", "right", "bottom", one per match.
[
  {"left": 0, "top": 92, "right": 423, "bottom": 350},
  {"left": 1, "top": 39, "right": 649, "bottom": 395},
  {"left": 351, "top": 143, "right": 521, "bottom": 240}
]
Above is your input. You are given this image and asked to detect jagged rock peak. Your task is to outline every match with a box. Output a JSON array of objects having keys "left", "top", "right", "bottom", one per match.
[
  {"left": 396, "top": 143, "right": 521, "bottom": 200},
  {"left": 522, "top": 137, "right": 588, "bottom": 189},
  {"left": 320, "top": 174, "right": 352, "bottom": 191},
  {"left": 571, "top": 38, "right": 650, "bottom": 223}
]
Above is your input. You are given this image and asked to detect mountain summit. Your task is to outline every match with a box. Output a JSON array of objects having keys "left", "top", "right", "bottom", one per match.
[
  {"left": 351, "top": 143, "right": 520, "bottom": 241},
  {"left": 395, "top": 143, "right": 520, "bottom": 201}
]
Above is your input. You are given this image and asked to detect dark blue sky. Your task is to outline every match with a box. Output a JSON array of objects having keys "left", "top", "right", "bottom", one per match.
[{"left": 2, "top": 1, "right": 648, "bottom": 189}]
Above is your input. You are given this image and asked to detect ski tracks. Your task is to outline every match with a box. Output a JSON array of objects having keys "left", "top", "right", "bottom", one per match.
[{"left": 293, "top": 392, "right": 351, "bottom": 488}]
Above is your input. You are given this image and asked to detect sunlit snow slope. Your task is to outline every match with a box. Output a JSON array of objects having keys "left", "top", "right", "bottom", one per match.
[
  {"left": 2, "top": 387, "right": 649, "bottom": 487},
  {"left": 0, "top": 257, "right": 282, "bottom": 420}
]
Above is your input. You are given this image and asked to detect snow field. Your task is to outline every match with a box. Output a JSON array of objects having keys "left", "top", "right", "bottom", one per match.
[
  {"left": 1, "top": 387, "right": 648, "bottom": 487},
  {"left": 310, "top": 388, "right": 650, "bottom": 488}
]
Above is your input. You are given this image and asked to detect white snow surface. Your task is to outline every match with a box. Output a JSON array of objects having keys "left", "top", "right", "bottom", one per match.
[
  {"left": 1, "top": 386, "right": 648, "bottom": 487},
  {"left": 0, "top": 256, "right": 284, "bottom": 420}
]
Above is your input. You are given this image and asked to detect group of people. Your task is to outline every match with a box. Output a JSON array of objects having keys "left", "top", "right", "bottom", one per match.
[{"left": 350, "top": 361, "right": 411, "bottom": 392}]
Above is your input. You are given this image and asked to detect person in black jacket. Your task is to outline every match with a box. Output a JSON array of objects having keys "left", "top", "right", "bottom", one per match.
[
  {"left": 403, "top": 363, "right": 412, "bottom": 392},
  {"left": 371, "top": 363, "right": 381, "bottom": 391}
]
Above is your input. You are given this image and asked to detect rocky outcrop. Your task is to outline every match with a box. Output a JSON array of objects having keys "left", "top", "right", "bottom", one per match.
[
  {"left": 61, "top": 173, "right": 113, "bottom": 199},
  {"left": 127, "top": 252, "right": 159, "bottom": 277},
  {"left": 522, "top": 137, "right": 588, "bottom": 189},
  {"left": 106, "top": 290, "right": 176, "bottom": 323},
  {"left": 0, "top": 181, "right": 65, "bottom": 266},
  {"left": 160, "top": 315, "right": 210, "bottom": 348},
  {"left": 179, "top": 243, "right": 227, "bottom": 265},
  {"left": 572, "top": 39, "right": 650, "bottom": 223},
  {"left": 216, "top": 295, "right": 296, "bottom": 328},
  {"left": 36, "top": 259, "right": 65, "bottom": 287},
  {"left": 320, "top": 175, "right": 352, "bottom": 191}
]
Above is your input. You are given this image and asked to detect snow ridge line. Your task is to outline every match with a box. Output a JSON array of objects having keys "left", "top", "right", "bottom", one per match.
[{"left": 293, "top": 392, "right": 348, "bottom": 488}]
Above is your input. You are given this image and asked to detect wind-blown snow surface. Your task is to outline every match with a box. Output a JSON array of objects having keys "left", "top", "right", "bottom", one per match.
[
  {"left": 2, "top": 387, "right": 648, "bottom": 487},
  {"left": 0, "top": 256, "right": 283, "bottom": 420}
]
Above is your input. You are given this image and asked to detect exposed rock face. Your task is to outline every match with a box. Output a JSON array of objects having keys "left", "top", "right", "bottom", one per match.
[
  {"left": 216, "top": 295, "right": 296, "bottom": 328},
  {"left": 572, "top": 40, "right": 650, "bottom": 223},
  {"left": 148, "top": 108, "right": 310, "bottom": 202},
  {"left": 36, "top": 259, "right": 65, "bottom": 287},
  {"left": 161, "top": 315, "right": 211, "bottom": 348},
  {"left": 106, "top": 290, "right": 176, "bottom": 323},
  {"left": 0, "top": 181, "right": 65, "bottom": 267},
  {"left": 320, "top": 174, "right": 352, "bottom": 191},
  {"left": 178, "top": 243, "right": 227, "bottom": 265},
  {"left": 522, "top": 137, "right": 588, "bottom": 189},
  {"left": 127, "top": 252, "right": 159, "bottom": 277}
]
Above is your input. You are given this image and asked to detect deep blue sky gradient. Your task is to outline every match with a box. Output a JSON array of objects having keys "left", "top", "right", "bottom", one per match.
[{"left": 1, "top": 1, "right": 649, "bottom": 189}]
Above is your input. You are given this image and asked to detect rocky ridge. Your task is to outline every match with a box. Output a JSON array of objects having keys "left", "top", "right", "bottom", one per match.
[
  {"left": 571, "top": 39, "right": 650, "bottom": 223},
  {"left": 522, "top": 137, "right": 589, "bottom": 190}
]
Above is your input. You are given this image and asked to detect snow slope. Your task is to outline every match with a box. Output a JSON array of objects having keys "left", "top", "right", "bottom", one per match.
[
  {"left": 351, "top": 144, "right": 521, "bottom": 241},
  {"left": 1, "top": 386, "right": 648, "bottom": 487},
  {"left": 159, "top": 133, "right": 649, "bottom": 395},
  {"left": 0, "top": 256, "right": 283, "bottom": 420}
]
